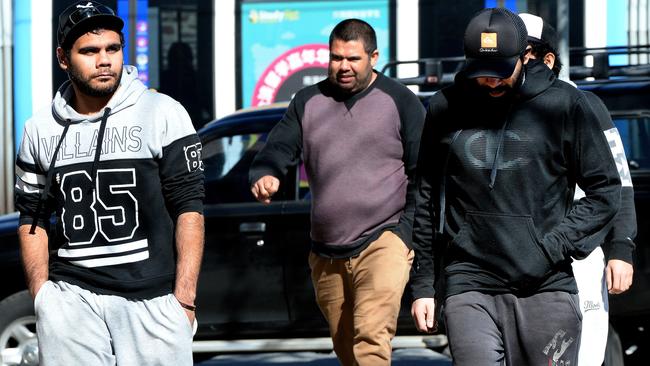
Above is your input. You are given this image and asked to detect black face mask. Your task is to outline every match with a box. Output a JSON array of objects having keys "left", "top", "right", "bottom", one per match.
[{"left": 524, "top": 58, "right": 548, "bottom": 73}]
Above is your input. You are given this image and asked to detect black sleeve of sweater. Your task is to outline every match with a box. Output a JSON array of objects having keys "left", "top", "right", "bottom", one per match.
[
  {"left": 15, "top": 159, "right": 54, "bottom": 230},
  {"left": 583, "top": 91, "right": 636, "bottom": 263},
  {"left": 249, "top": 95, "right": 305, "bottom": 185},
  {"left": 392, "top": 84, "right": 426, "bottom": 248},
  {"left": 540, "top": 94, "right": 622, "bottom": 264},
  {"left": 159, "top": 134, "right": 205, "bottom": 217},
  {"left": 410, "top": 92, "right": 446, "bottom": 300},
  {"left": 605, "top": 188, "right": 637, "bottom": 263}
]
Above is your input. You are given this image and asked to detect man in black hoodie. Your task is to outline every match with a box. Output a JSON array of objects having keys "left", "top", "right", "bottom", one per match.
[
  {"left": 520, "top": 12, "right": 636, "bottom": 366},
  {"left": 409, "top": 8, "right": 622, "bottom": 366}
]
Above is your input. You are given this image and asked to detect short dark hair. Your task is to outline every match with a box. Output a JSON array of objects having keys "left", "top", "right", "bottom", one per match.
[
  {"left": 529, "top": 41, "right": 563, "bottom": 76},
  {"left": 62, "top": 28, "right": 125, "bottom": 59},
  {"left": 329, "top": 19, "right": 377, "bottom": 55}
]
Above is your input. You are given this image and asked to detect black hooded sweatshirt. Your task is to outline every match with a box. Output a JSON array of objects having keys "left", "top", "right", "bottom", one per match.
[
  {"left": 579, "top": 90, "right": 636, "bottom": 263},
  {"left": 410, "top": 60, "right": 622, "bottom": 300}
]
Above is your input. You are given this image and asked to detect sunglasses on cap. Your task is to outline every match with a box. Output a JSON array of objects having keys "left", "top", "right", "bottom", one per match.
[{"left": 66, "top": 3, "right": 115, "bottom": 25}]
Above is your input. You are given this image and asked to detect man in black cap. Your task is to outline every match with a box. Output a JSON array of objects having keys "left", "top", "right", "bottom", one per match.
[
  {"left": 409, "top": 7, "right": 622, "bottom": 365},
  {"left": 14, "top": 1, "right": 204, "bottom": 365},
  {"left": 520, "top": 12, "right": 636, "bottom": 366}
]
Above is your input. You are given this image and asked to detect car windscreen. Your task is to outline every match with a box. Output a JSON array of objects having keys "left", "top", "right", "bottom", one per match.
[
  {"left": 202, "top": 133, "right": 268, "bottom": 204},
  {"left": 612, "top": 112, "right": 650, "bottom": 170}
]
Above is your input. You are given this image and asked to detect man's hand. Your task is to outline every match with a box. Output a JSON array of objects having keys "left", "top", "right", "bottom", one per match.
[
  {"left": 606, "top": 259, "right": 634, "bottom": 294},
  {"left": 251, "top": 175, "right": 280, "bottom": 204},
  {"left": 411, "top": 297, "right": 437, "bottom": 333}
]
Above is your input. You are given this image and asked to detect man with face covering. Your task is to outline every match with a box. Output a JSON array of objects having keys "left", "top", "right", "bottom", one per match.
[
  {"left": 409, "top": 7, "right": 622, "bottom": 365},
  {"left": 520, "top": 12, "right": 636, "bottom": 366}
]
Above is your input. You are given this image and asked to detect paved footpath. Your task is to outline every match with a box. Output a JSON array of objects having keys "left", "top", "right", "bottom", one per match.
[{"left": 196, "top": 348, "right": 452, "bottom": 365}]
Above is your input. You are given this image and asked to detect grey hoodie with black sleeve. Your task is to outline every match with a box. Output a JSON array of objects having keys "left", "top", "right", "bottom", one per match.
[{"left": 14, "top": 65, "right": 205, "bottom": 299}]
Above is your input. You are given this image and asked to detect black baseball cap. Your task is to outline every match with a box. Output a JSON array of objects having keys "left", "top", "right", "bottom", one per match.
[
  {"left": 463, "top": 8, "right": 528, "bottom": 79},
  {"left": 519, "top": 13, "right": 559, "bottom": 53},
  {"left": 57, "top": 1, "right": 124, "bottom": 48}
]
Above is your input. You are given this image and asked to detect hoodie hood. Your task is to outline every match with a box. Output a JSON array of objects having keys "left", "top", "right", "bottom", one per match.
[
  {"left": 518, "top": 59, "right": 556, "bottom": 99},
  {"left": 28, "top": 66, "right": 148, "bottom": 235},
  {"left": 52, "top": 65, "right": 147, "bottom": 123},
  {"left": 453, "top": 58, "right": 556, "bottom": 104}
]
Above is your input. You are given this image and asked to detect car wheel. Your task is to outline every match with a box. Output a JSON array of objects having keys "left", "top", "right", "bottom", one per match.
[{"left": 0, "top": 290, "right": 38, "bottom": 366}]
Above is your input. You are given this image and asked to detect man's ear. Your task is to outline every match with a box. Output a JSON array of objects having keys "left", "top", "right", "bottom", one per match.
[
  {"left": 543, "top": 52, "right": 556, "bottom": 69},
  {"left": 56, "top": 47, "right": 68, "bottom": 71},
  {"left": 522, "top": 45, "right": 533, "bottom": 64},
  {"left": 370, "top": 49, "right": 379, "bottom": 67}
]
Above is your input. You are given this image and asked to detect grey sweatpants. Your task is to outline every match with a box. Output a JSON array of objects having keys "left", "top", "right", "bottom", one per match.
[
  {"left": 35, "top": 280, "right": 194, "bottom": 366},
  {"left": 444, "top": 291, "right": 582, "bottom": 366}
]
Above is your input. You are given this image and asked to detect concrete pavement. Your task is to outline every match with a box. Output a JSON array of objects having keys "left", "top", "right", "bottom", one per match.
[{"left": 196, "top": 348, "right": 452, "bottom": 365}]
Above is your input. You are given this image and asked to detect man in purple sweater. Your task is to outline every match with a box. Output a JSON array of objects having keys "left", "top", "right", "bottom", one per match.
[{"left": 249, "top": 19, "right": 425, "bottom": 366}]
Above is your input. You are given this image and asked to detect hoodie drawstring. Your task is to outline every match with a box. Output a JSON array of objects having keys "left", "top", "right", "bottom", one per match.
[
  {"left": 438, "top": 129, "right": 463, "bottom": 235},
  {"left": 29, "top": 123, "right": 71, "bottom": 234},
  {"left": 28, "top": 107, "right": 111, "bottom": 234},
  {"left": 91, "top": 108, "right": 111, "bottom": 190},
  {"left": 488, "top": 118, "right": 510, "bottom": 190}
]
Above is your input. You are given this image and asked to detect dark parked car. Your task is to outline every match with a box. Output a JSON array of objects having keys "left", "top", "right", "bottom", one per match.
[{"left": 0, "top": 47, "right": 648, "bottom": 365}]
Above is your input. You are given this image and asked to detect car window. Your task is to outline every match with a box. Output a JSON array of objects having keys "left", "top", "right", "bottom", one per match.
[
  {"left": 202, "top": 133, "right": 267, "bottom": 204},
  {"left": 201, "top": 132, "right": 307, "bottom": 204},
  {"left": 614, "top": 116, "right": 650, "bottom": 170}
]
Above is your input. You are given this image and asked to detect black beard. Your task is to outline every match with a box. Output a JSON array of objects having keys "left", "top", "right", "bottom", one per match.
[
  {"left": 476, "top": 82, "right": 516, "bottom": 99},
  {"left": 470, "top": 72, "right": 523, "bottom": 106},
  {"left": 68, "top": 66, "right": 122, "bottom": 98}
]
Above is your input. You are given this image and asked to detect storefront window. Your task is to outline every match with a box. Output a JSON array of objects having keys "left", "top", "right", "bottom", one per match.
[{"left": 238, "top": 0, "right": 393, "bottom": 108}]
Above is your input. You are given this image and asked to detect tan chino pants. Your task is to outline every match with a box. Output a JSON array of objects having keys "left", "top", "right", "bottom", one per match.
[{"left": 309, "top": 231, "right": 414, "bottom": 366}]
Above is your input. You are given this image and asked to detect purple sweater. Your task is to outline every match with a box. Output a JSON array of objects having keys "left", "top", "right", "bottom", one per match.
[{"left": 250, "top": 72, "right": 425, "bottom": 257}]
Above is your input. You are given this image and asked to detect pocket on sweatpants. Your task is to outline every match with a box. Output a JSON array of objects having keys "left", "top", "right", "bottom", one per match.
[
  {"left": 33, "top": 280, "right": 52, "bottom": 311},
  {"left": 169, "top": 295, "right": 194, "bottom": 335},
  {"left": 564, "top": 292, "right": 583, "bottom": 322},
  {"left": 450, "top": 211, "right": 553, "bottom": 286}
]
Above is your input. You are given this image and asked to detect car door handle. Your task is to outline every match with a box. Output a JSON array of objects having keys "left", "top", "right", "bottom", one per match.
[{"left": 239, "top": 222, "right": 266, "bottom": 233}]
